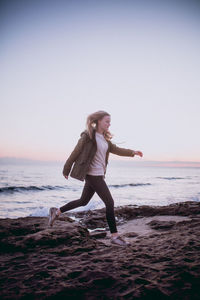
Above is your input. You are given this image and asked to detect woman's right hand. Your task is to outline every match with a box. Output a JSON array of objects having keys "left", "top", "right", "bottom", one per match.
[{"left": 64, "top": 175, "right": 68, "bottom": 180}]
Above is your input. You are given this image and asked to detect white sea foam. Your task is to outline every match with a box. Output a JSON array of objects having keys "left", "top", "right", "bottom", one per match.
[{"left": 29, "top": 207, "right": 49, "bottom": 217}]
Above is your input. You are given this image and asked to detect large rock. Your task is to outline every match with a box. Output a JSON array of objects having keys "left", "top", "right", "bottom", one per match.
[
  {"left": 0, "top": 216, "right": 96, "bottom": 254},
  {"left": 69, "top": 201, "right": 200, "bottom": 230},
  {"left": 0, "top": 201, "right": 200, "bottom": 299}
]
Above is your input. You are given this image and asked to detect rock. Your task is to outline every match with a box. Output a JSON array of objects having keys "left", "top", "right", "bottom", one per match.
[
  {"left": 70, "top": 201, "right": 200, "bottom": 230},
  {"left": 0, "top": 217, "right": 94, "bottom": 254},
  {"left": 147, "top": 220, "right": 176, "bottom": 230},
  {"left": 124, "top": 232, "right": 139, "bottom": 238},
  {"left": 89, "top": 230, "right": 107, "bottom": 239},
  {"left": 0, "top": 201, "right": 200, "bottom": 299}
]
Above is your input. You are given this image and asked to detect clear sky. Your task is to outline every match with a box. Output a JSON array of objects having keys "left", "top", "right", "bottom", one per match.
[{"left": 1, "top": 0, "right": 200, "bottom": 162}]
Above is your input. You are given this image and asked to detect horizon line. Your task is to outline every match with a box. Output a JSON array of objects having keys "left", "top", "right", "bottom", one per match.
[{"left": 0, "top": 156, "right": 200, "bottom": 165}]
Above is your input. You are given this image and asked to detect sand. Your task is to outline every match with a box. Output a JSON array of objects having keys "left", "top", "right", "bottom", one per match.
[{"left": 0, "top": 201, "right": 200, "bottom": 299}]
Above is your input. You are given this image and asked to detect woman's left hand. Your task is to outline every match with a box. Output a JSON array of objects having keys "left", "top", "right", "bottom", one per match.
[{"left": 134, "top": 151, "right": 143, "bottom": 157}]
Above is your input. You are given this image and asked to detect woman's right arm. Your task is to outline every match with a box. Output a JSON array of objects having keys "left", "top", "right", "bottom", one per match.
[{"left": 63, "top": 135, "right": 87, "bottom": 177}]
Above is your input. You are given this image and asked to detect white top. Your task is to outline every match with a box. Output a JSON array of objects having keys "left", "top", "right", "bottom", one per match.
[{"left": 87, "top": 132, "right": 108, "bottom": 176}]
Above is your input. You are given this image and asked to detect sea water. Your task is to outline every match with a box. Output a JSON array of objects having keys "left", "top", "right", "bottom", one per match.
[{"left": 0, "top": 160, "right": 200, "bottom": 218}]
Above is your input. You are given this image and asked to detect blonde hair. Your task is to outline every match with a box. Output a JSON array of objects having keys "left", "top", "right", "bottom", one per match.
[{"left": 86, "top": 110, "right": 113, "bottom": 141}]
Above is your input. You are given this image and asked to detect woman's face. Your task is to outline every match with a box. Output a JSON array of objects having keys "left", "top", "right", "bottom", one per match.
[{"left": 98, "top": 115, "right": 111, "bottom": 132}]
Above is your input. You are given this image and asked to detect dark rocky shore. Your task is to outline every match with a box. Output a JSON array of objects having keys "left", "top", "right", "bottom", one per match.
[{"left": 0, "top": 201, "right": 200, "bottom": 299}]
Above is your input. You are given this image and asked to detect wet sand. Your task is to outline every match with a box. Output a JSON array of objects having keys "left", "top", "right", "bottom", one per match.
[{"left": 0, "top": 201, "right": 200, "bottom": 299}]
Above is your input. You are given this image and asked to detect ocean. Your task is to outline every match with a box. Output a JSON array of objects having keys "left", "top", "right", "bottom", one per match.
[{"left": 0, "top": 160, "right": 200, "bottom": 219}]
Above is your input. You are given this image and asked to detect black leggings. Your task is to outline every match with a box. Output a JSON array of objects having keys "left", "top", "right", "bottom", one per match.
[{"left": 60, "top": 175, "right": 117, "bottom": 233}]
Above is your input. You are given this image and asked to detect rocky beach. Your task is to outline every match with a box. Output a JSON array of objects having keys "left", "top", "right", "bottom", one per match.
[{"left": 0, "top": 201, "right": 200, "bottom": 299}]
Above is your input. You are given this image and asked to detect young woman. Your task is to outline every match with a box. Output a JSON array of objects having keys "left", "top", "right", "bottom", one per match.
[{"left": 49, "top": 111, "right": 143, "bottom": 246}]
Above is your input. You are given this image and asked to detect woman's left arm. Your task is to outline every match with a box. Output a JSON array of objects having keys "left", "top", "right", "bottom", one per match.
[{"left": 109, "top": 142, "right": 143, "bottom": 157}]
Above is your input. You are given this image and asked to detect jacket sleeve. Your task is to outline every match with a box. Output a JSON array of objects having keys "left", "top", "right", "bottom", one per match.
[
  {"left": 109, "top": 141, "right": 135, "bottom": 157},
  {"left": 63, "top": 135, "right": 87, "bottom": 176}
]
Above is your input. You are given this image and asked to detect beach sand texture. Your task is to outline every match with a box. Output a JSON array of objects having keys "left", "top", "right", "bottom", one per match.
[{"left": 0, "top": 201, "right": 200, "bottom": 299}]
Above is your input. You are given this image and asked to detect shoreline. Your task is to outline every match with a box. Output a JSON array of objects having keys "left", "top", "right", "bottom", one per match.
[
  {"left": 1, "top": 201, "right": 200, "bottom": 299},
  {"left": 2, "top": 199, "right": 200, "bottom": 221}
]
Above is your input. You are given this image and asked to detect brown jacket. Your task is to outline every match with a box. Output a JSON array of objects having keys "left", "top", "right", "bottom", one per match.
[{"left": 63, "top": 129, "right": 135, "bottom": 181}]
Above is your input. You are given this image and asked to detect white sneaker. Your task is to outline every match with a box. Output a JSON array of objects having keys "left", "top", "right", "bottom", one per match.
[
  {"left": 111, "top": 236, "right": 130, "bottom": 246},
  {"left": 49, "top": 207, "right": 59, "bottom": 227}
]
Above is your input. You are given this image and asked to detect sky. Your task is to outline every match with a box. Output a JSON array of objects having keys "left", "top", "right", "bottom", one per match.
[{"left": 1, "top": 0, "right": 200, "bottom": 162}]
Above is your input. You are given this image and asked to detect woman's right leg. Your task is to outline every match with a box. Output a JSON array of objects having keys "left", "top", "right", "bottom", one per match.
[{"left": 59, "top": 176, "right": 95, "bottom": 213}]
